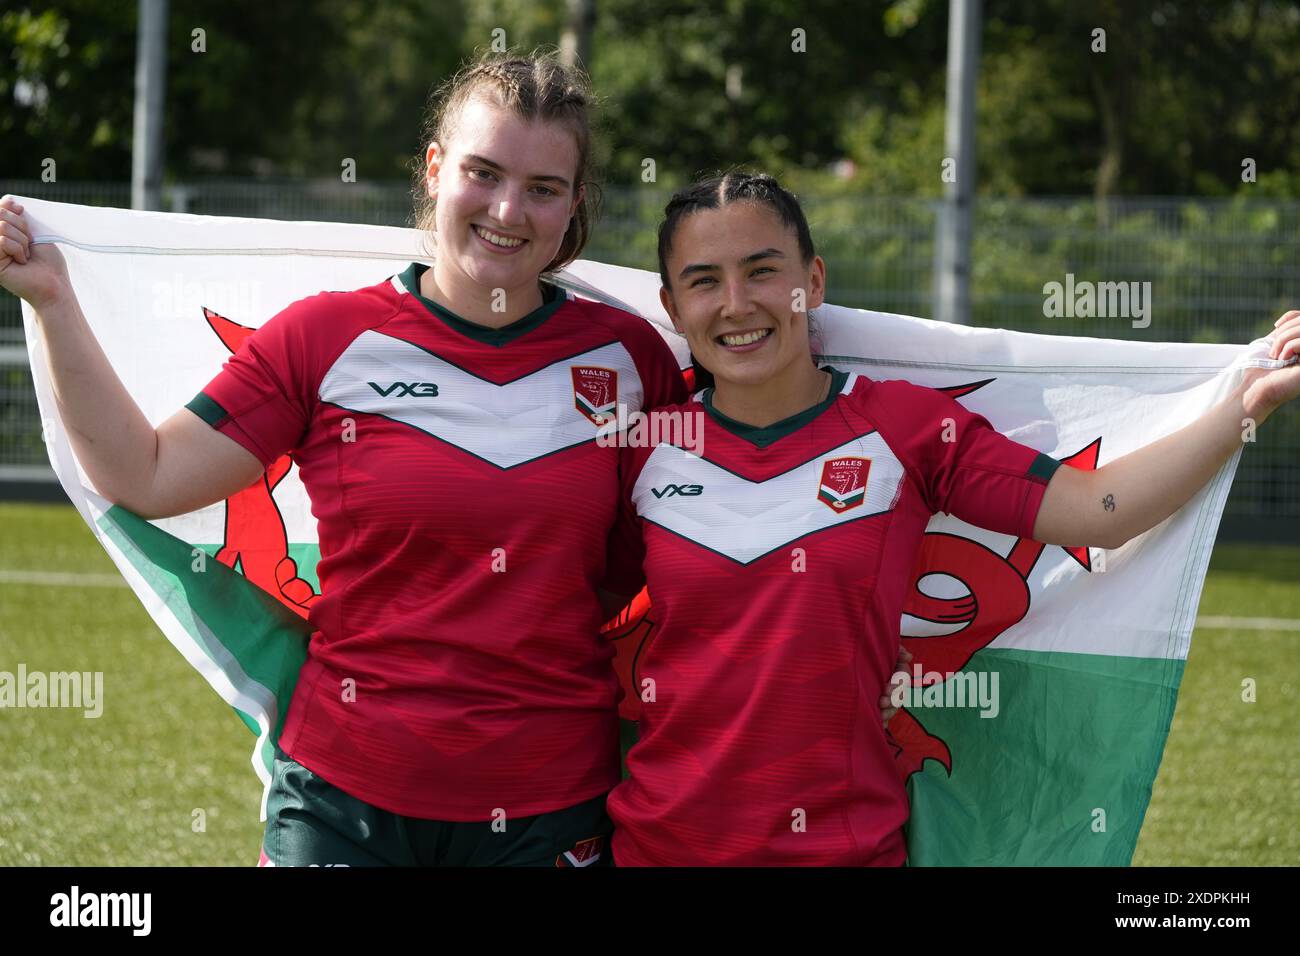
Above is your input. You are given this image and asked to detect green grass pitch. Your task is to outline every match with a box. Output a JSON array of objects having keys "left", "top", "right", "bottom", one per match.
[{"left": 0, "top": 502, "right": 1296, "bottom": 865}]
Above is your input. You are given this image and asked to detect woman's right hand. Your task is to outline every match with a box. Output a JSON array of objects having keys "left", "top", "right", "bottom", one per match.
[
  {"left": 1, "top": 193, "right": 265, "bottom": 517},
  {"left": 0, "top": 196, "right": 72, "bottom": 310}
]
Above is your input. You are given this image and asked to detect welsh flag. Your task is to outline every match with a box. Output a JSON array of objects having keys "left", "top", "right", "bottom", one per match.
[{"left": 16, "top": 197, "right": 1279, "bottom": 864}]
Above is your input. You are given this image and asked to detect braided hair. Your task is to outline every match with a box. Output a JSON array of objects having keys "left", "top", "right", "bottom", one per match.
[{"left": 657, "top": 171, "right": 821, "bottom": 391}]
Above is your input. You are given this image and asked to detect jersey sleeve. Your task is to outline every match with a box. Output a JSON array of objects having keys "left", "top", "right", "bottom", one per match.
[
  {"left": 601, "top": 442, "right": 655, "bottom": 598},
  {"left": 868, "top": 380, "right": 1061, "bottom": 538},
  {"left": 184, "top": 296, "right": 324, "bottom": 469}
]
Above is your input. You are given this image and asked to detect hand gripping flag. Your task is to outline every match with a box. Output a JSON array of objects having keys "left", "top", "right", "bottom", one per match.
[{"left": 14, "top": 197, "right": 1286, "bottom": 864}]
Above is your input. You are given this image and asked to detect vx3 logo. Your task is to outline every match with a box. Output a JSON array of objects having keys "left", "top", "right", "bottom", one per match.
[
  {"left": 367, "top": 381, "right": 439, "bottom": 398},
  {"left": 651, "top": 484, "right": 703, "bottom": 499}
]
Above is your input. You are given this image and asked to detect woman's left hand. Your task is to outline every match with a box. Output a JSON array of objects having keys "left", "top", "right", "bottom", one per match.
[{"left": 1244, "top": 310, "right": 1300, "bottom": 423}]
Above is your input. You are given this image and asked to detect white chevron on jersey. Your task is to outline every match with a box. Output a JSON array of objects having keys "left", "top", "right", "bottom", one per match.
[
  {"left": 318, "top": 331, "right": 647, "bottom": 467},
  {"left": 633, "top": 432, "right": 908, "bottom": 564}
]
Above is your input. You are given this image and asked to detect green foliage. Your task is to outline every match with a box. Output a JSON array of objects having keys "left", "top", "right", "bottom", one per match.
[
  {"left": 1, "top": 4, "right": 137, "bottom": 178},
  {"left": 3, "top": 0, "right": 1297, "bottom": 195},
  {"left": 165, "top": 0, "right": 466, "bottom": 180}
]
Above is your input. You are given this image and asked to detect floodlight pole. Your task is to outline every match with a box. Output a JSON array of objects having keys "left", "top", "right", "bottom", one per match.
[
  {"left": 560, "top": 0, "right": 595, "bottom": 71},
  {"left": 132, "top": 0, "right": 168, "bottom": 211},
  {"left": 932, "top": 0, "right": 981, "bottom": 325}
]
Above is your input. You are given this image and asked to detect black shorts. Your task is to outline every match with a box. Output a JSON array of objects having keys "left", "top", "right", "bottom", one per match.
[{"left": 260, "top": 747, "right": 612, "bottom": 867}]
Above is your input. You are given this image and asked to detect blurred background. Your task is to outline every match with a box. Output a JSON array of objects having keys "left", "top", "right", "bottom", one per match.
[
  {"left": 0, "top": 0, "right": 1298, "bottom": 868},
  {"left": 2, "top": 0, "right": 1299, "bottom": 530}
]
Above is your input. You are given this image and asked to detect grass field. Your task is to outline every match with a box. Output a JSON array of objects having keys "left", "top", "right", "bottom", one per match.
[{"left": 0, "top": 501, "right": 1296, "bottom": 866}]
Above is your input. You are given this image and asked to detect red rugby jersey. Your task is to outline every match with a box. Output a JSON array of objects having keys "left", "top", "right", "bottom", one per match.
[
  {"left": 604, "top": 366, "right": 1060, "bottom": 865},
  {"left": 187, "top": 263, "right": 686, "bottom": 820}
]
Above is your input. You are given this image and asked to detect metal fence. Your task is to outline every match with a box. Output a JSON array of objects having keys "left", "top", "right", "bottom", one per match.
[{"left": 2, "top": 179, "right": 1297, "bottom": 525}]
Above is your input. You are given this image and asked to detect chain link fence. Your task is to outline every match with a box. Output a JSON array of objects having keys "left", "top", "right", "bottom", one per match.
[{"left": 2, "top": 179, "right": 1296, "bottom": 526}]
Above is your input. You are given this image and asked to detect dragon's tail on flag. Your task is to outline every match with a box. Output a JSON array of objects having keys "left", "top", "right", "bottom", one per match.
[{"left": 16, "top": 197, "right": 1284, "bottom": 861}]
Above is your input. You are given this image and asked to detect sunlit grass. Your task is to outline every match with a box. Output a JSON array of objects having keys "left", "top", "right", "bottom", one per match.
[{"left": 1, "top": 503, "right": 1295, "bottom": 865}]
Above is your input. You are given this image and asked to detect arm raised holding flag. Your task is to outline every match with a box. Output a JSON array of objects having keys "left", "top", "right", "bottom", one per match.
[
  {"left": 0, "top": 196, "right": 265, "bottom": 518},
  {"left": 1032, "top": 317, "right": 1300, "bottom": 549},
  {"left": 1, "top": 52, "right": 696, "bottom": 868},
  {"left": 603, "top": 170, "right": 1300, "bottom": 866}
]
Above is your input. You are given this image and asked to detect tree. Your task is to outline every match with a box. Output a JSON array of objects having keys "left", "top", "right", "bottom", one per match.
[{"left": 1, "top": 4, "right": 138, "bottom": 179}]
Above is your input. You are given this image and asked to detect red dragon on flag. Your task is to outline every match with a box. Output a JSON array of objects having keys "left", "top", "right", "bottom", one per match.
[
  {"left": 602, "top": 378, "right": 1104, "bottom": 785},
  {"left": 203, "top": 315, "right": 1104, "bottom": 788}
]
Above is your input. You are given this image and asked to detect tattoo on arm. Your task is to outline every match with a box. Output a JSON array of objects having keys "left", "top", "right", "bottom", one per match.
[{"left": 1102, "top": 493, "right": 1116, "bottom": 512}]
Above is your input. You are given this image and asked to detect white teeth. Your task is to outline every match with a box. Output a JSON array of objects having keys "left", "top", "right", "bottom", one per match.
[
  {"left": 475, "top": 226, "right": 524, "bottom": 248},
  {"left": 721, "top": 329, "right": 771, "bottom": 346}
]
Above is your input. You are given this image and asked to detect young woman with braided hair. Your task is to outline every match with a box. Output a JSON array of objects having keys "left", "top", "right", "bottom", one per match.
[{"left": 600, "top": 171, "right": 1300, "bottom": 865}]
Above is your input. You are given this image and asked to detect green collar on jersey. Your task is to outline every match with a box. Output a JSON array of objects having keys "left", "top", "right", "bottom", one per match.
[
  {"left": 397, "top": 262, "right": 567, "bottom": 347},
  {"left": 702, "top": 365, "right": 849, "bottom": 448}
]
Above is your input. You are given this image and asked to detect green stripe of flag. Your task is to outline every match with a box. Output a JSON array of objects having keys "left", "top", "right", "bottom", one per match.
[
  {"left": 97, "top": 506, "right": 310, "bottom": 754},
  {"left": 904, "top": 646, "right": 1183, "bottom": 866}
]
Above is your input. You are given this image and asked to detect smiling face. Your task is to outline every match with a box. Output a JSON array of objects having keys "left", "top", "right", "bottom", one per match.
[
  {"left": 660, "top": 201, "right": 826, "bottom": 389},
  {"left": 425, "top": 96, "right": 583, "bottom": 301}
]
